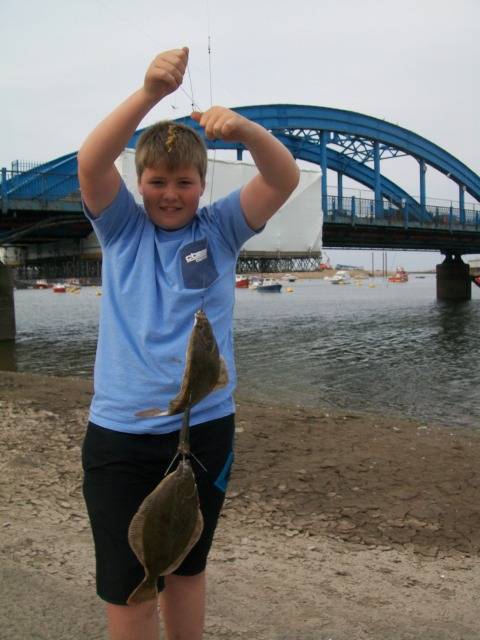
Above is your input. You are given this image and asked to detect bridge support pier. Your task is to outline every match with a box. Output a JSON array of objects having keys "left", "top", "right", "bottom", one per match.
[
  {"left": 0, "top": 261, "right": 16, "bottom": 341},
  {"left": 436, "top": 253, "right": 471, "bottom": 301}
]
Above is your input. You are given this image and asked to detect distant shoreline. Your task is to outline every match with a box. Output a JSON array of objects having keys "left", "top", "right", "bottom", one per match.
[{"left": 13, "top": 267, "right": 437, "bottom": 288}]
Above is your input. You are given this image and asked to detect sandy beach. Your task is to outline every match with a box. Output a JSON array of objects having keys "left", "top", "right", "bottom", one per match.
[{"left": 1, "top": 370, "right": 479, "bottom": 639}]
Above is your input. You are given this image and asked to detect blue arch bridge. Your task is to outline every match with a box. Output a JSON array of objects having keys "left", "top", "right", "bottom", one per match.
[{"left": 1, "top": 104, "right": 480, "bottom": 339}]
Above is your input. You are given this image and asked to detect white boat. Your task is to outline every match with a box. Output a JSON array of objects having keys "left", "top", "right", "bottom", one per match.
[
  {"left": 33, "top": 279, "right": 51, "bottom": 289},
  {"left": 281, "top": 273, "right": 297, "bottom": 282},
  {"left": 248, "top": 276, "right": 263, "bottom": 289},
  {"left": 330, "top": 270, "right": 351, "bottom": 285}
]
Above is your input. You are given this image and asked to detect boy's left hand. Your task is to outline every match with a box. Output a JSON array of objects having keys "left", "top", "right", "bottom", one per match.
[{"left": 191, "top": 107, "right": 255, "bottom": 142}]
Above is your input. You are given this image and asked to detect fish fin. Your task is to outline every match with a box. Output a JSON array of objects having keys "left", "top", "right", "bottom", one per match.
[
  {"left": 214, "top": 358, "right": 229, "bottom": 390},
  {"left": 135, "top": 407, "right": 169, "bottom": 418},
  {"left": 128, "top": 508, "right": 147, "bottom": 565},
  {"left": 127, "top": 576, "right": 158, "bottom": 605}
]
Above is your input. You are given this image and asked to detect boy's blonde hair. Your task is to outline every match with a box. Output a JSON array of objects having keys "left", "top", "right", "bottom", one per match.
[{"left": 135, "top": 121, "right": 207, "bottom": 182}]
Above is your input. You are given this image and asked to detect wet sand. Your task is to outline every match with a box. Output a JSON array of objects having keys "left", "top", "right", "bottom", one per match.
[{"left": 1, "top": 370, "right": 479, "bottom": 639}]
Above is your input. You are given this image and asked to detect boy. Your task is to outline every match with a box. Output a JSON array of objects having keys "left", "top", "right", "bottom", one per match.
[{"left": 78, "top": 46, "right": 299, "bottom": 640}]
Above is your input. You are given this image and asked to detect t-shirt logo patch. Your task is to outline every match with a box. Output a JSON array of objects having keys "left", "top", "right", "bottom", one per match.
[
  {"left": 181, "top": 239, "right": 218, "bottom": 289},
  {"left": 185, "top": 248, "right": 207, "bottom": 264}
]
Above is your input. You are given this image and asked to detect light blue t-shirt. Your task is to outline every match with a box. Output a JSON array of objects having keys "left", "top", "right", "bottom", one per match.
[{"left": 84, "top": 180, "right": 260, "bottom": 435}]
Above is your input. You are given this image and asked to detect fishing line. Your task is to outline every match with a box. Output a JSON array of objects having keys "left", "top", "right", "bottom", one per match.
[
  {"left": 92, "top": 0, "right": 202, "bottom": 112},
  {"left": 186, "top": 66, "right": 197, "bottom": 112},
  {"left": 205, "top": 0, "right": 217, "bottom": 208},
  {"left": 200, "top": 0, "right": 217, "bottom": 309},
  {"left": 180, "top": 84, "right": 202, "bottom": 113}
]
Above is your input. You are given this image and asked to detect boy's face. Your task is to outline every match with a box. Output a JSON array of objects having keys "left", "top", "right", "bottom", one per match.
[{"left": 138, "top": 162, "right": 205, "bottom": 230}]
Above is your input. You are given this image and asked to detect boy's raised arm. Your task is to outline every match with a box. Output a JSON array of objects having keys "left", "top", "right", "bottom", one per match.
[
  {"left": 191, "top": 107, "right": 300, "bottom": 230},
  {"left": 78, "top": 48, "right": 189, "bottom": 216}
]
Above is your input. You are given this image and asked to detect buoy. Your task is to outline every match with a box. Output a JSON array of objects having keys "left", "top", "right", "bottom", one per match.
[{"left": 286, "top": 287, "right": 294, "bottom": 293}]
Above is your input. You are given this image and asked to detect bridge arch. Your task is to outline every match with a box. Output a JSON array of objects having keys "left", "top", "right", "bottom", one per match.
[
  {"left": 2, "top": 103, "right": 480, "bottom": 232},
  {"left": 154, "top": 104, "right": 480, "bottom": 224}
]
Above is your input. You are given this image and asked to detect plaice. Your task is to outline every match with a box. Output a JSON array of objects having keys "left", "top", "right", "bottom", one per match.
[
  {"left": 136, "top": 309, "right": 228, "bottom": 418},
  {"left": 127, "top": 406, "right": 203, "bottom": 605}
]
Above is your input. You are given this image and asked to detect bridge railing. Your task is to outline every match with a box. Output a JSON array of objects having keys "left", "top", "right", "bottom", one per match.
[
  {"left": 326, "top": 195, "right": 480, "bottom": 231},
  {"left": 2, "top": 166, "right": 480, "bottom": 233},
  {"left": 1, "top": 168, "right": 80, "bottom": 212}
]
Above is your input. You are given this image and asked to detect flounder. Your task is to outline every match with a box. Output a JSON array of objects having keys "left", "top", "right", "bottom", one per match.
[
  {"left": 127, "top": 309, "right": 226, "bottom": 604},
  {"left": 136, "top": 309, "right": 228, "bottom": 418},
  {"left": 127, "top": 407, "right": 203, "bottom": 605}
]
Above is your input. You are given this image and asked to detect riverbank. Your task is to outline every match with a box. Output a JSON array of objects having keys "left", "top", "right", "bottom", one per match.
[{"left": 1, "top": 371, "right": 480, "bottom": 639}]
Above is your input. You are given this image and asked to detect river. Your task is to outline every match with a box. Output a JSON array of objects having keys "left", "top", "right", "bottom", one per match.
[{"left": 3, "top": 275, "right": 479, "bottom": 431}]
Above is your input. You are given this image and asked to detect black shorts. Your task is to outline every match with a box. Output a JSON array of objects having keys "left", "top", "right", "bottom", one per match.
[{"left": 82, "top": 414, "right": 235, "bottom": 605}]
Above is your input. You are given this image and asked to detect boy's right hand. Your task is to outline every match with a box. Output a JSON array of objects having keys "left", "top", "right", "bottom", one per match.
[{"left": 143, "top": 47, "right": 189, "bottom": 102}]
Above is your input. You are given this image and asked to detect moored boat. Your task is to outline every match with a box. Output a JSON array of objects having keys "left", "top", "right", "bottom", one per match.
[
  {"left": 248, "top": 276, "right": 262, "bottom": 290},
  {"left": 330, "top": 270, "right": 351, "bottom": 285},
  {"left": 52, "top": 283, "right": 67, "bottom": 293},
  {"left": 66, "top": 285, "right": 81, "bottom": 294},
  {"left": 256, "top": 278, "right": 282, "bottom": 292},
  {"left": 281, "top": 273, "right": 297, "bottom": 282},
  {"left": 235, "top": 275, "right": 249, "bottom": 288},
  {"left": 33, "top": 279, "right": 51, "bottom": 289},
  {"left": 388, "top": 267, "right": 408, "bottom": 283}
]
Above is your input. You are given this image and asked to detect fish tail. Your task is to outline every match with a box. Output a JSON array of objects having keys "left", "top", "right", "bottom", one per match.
[{"left": 126, "top": 577, "right": 158, "bottom": 605}]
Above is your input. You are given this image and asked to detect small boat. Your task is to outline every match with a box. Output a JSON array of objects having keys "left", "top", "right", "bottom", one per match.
[
  {"left": 33, "top": 279, "right": 51, "bottom": 289},
  {"left": 256, "top": 278, "right": 282, "bottom": 293},
  {"left": 248, "top": 276, "right": 263, "bottom": 290},
  {"left": 281, "top": 273, "right": 297, "bottom": 282},
  {"left": 388, "top": 267, "right": 408, "bottom": 283},
  {"left": 52, "top": 283, "right": 67, "bottom": 293},
  {"left": 330, "top": 270, "right": 351, "bottom": 285},
  {"left": 235, "top": 275, "right": 249, "bottom": 288}
]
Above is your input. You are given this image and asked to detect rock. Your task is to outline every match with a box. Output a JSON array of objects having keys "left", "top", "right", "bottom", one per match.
[{"left": 337, "top": 519, "right": 357, "bottom": 532}]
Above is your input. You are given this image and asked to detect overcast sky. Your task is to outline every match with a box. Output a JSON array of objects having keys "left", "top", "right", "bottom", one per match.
[{"left": 1, "top": 0, "right": 479, "bottom": 269}]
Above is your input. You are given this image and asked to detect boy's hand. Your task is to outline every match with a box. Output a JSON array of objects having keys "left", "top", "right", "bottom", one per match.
[
  {"left": 144, "top": 47, "right": 189, "bottom": 101},
  {"left": 191, "top": 107, "right": 256, "bottom": 143}
]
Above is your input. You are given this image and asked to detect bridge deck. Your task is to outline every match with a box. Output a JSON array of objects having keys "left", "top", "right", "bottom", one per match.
[{"left": 1, "top": 193, "right": 480, "bottom": 254}]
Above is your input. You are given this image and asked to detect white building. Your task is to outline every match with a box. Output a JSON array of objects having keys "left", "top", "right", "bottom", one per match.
[{"left": 1, "top": 153, "right": 323, "bottom": 265}]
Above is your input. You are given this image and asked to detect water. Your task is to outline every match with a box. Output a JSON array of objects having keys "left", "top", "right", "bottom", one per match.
[{"left": 4, "top": 276, "right": 480, "bottom": 430}]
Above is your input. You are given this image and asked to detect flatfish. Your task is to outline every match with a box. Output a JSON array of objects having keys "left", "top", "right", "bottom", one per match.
[
  {"left": 127, "top": 406, "right": 203, "bottom": 605},
  {"left": 136, "top": 309, "right": 228, "bottom": 418}
]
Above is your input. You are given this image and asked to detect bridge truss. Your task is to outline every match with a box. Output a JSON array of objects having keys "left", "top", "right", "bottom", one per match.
[{"left": 2, "top": 104, "right": 480, "bottom": 263}]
